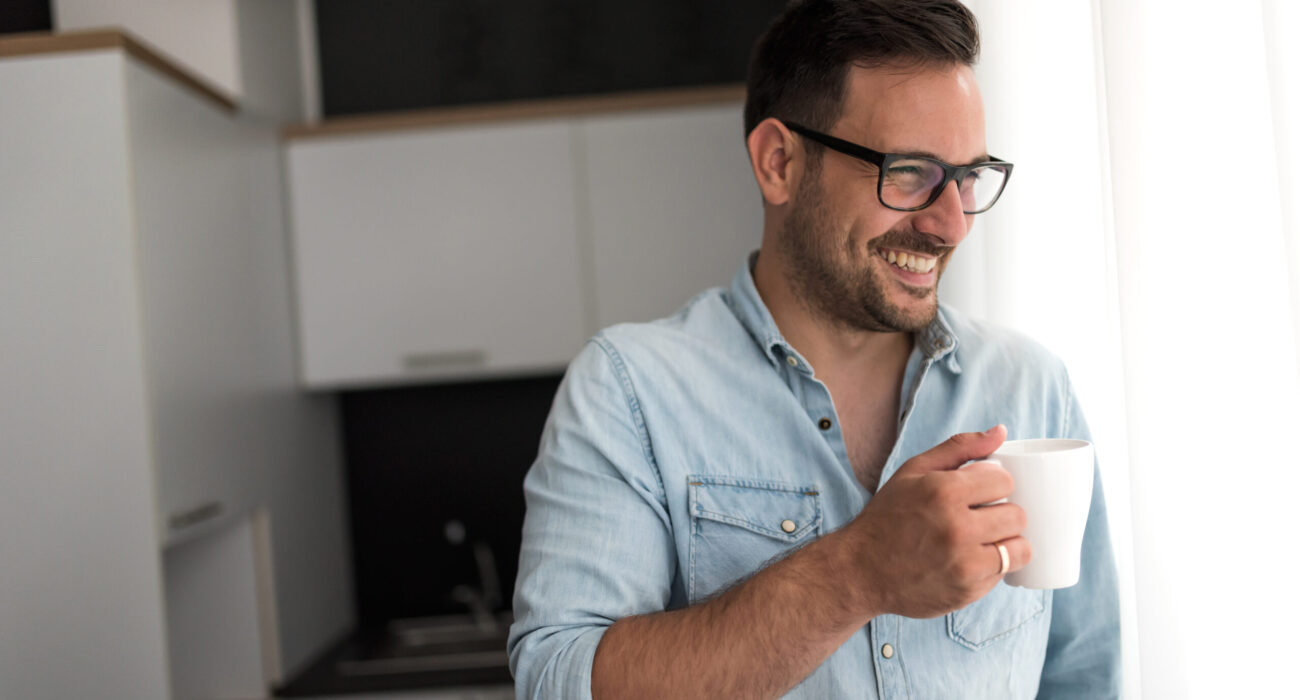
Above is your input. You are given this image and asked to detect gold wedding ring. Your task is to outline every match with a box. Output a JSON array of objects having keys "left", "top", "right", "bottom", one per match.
[{"left": 996, "top": 542, "right": 1010, "bottom": 576}]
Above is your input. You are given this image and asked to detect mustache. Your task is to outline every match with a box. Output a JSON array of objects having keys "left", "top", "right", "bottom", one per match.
[{"left": 870, "top": 231, "right": 952, "bottom": 257}]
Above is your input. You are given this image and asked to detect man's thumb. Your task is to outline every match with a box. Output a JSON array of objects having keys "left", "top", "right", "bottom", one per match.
[{"left": 901, "top": 424, "right": 1007, "bottom": 474}]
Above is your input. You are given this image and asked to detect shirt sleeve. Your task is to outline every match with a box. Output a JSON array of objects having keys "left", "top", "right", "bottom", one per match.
[
  {"left": 507, "top": 337, "right": 678, "bottom": 700},
  {"left": 1037, "top": 371, "right": 1122, "bottom": 699}
]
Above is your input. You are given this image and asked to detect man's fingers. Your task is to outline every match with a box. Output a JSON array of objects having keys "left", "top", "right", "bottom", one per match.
[
  {"left": 989, "top": 536, "right": 1032, "bottom": 577},
  {"left": 957, "top": 460, "right": 1015, "bottom": 506},
  {"left": 969, "top": 502, "right": 1027, "bottom": 543},
  {"left": 900, "top": 425, "right": 1007, "bottom": 475}
]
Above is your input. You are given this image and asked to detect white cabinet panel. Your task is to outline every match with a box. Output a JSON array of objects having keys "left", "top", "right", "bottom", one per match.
[
  {"left": 287, "top": 121, "right": 587, "bottom": 388},
  {"left": 123, "top": 55, "right": 352, "bottom": 678},
  {"left": 126, "top": 59, "right": 263, "bottom": 544},
  {"left": 1, "top": 44, "right": 352, "bottom": 699},
  {"left": 164, "top": 515, "right": 267, "bottom": 699},
  {"left": 0, "top": 51, "right": 171, "bottom": 700},
  {"left": 580, "top": 103, "right": 762, "bottom": 328}
]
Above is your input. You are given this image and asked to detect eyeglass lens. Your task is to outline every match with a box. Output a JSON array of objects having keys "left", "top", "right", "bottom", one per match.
[{"left": 882, "top": 158, "right": 1009, "bottom": 213}]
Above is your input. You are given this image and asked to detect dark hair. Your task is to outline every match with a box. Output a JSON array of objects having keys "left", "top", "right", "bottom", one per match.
[{"left": 744, "top": 0, "right": 980, "bottom": 136}]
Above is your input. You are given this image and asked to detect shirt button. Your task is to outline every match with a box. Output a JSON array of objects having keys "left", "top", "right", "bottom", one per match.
[
  {"left": 818, "top": 417, "right": 832, "bottom": 430},
  {"left": 881, "top": 643, "right": 894, "bottom": 659},
  {"left": 780, "top": 519, "right": 796, "bottom": 533},
  {"left": 786, "top": 355, "right": 798, "bottom": 367}
]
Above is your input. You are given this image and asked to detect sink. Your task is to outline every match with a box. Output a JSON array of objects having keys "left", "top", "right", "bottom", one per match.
[
  {"left": 337, "top": 612, "right": 514, "bottom": 677},
  {"left": 275, "top": 612, "right": 515, "bottom": 696}
]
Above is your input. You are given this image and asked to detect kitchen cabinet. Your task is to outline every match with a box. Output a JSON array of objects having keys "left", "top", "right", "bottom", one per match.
[
  {"left": 125, "top": 38, "right": 268, "bottom": 545},
  {"left": 285, "top": 89, "right": 758, "bottom": 389},
  {"left": 580, "top": 102, "right": 763, "bottom": 328},
  {"left": 0, "top": 32, "right": 351, "bottom": 699},
  {"left": 286, "top": 120, "right": 588, "bottom": 389}
]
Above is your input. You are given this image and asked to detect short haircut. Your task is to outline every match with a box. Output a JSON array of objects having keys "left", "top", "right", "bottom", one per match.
[{"left": 744, "top": 0, "right": 981, "bottom": 137}]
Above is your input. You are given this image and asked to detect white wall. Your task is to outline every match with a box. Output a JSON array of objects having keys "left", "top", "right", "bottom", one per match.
[
  {"left": 54, "top": 0, "right": 242, "bottom": 98},
  {"left": 237, "top": 116, "right": 355, "bottom": 683},
  {"left": 54, "top": 0, "right": 314, "bottom": 121},
  {"left": 235, "top": 0, "right": 307, "bottom": 121}
]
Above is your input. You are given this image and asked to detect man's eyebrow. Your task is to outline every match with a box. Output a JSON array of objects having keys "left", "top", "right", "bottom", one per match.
[{"left": 894, "top": 148, "right": 993, "bottom": 166}]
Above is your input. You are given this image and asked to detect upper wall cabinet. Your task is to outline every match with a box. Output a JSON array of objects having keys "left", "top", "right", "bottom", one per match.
[
  {"left": 286, "top": 120, "right": 588, "bottom": 389},
  {"left": 284, "top": 89, "right": 759, "bottom": 389},
  {"left": 579, "top": 103, "right": 762, "bottom": 329}
]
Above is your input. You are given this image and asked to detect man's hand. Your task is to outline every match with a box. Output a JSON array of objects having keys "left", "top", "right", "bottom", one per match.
[{"left": 846, "top": 424, "right": 1031, "bottom": 619}]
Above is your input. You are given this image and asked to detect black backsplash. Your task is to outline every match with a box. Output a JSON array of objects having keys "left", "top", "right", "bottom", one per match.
[
  {"left": 340, "top": 372, "right": 564, "bottom": 628},
  {"left": 0, "top": 0, "right": 52, "bottom": 34},
  {"left": 313, "top": 0, "right": 788, "bottom": 116}
]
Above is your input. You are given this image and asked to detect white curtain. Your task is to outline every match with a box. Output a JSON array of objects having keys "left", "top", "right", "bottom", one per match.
[{"left": 943, "top": 2, "right": 1300, "bottom": 697}]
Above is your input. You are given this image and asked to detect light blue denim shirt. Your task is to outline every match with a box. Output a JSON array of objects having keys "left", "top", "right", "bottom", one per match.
[{"left": 509, "top": 255, "right": 1120, "bottom": 699}]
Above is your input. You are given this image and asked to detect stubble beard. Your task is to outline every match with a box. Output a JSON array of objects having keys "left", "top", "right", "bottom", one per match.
[{"left": 778, "top": 167, "right": 942, "bottom": 334}]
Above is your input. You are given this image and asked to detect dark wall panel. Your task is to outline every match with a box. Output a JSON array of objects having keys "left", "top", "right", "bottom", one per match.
[
  {"left": 341, "top": 373, "right": 563, "bottom": 627},
  {"left": 314, "top": 0, "right": 787, "bottom": 116},
  {"left": 0, "top": 0, "right": 52, "bottom": 34}
]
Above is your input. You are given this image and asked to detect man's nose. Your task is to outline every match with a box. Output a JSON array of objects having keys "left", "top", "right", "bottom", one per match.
[{"left": 912, "top": 180, "right": 972, "bottom": 244}]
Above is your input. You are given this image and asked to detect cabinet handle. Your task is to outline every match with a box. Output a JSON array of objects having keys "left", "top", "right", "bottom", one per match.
[
  {"left": 402, "top": 349, "right": 486, "bottom": 371},
  {"left": 168, "top": 501, "right": 224, "bottom": 531}
]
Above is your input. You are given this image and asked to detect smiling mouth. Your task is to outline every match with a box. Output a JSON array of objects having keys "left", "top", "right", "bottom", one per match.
[{"left": 877, "top": 247, "right": 938, "bottom": 275}]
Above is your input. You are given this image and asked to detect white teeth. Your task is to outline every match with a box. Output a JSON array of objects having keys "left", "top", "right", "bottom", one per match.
[{"left": 882, "top": 249, "right": 936, "bottom": 274}]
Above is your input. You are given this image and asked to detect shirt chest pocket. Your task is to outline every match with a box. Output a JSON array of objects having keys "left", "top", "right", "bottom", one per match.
[
  {"left": 686, "top": 475, "right": 822, "bottom": 603},
  {"left": 947, "top": 582, "right": 1049, "bottom": 650}
]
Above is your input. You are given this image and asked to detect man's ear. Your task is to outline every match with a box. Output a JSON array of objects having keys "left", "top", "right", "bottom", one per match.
[{"left": 746, "top": 117, "right": 801, "bottom": 207}]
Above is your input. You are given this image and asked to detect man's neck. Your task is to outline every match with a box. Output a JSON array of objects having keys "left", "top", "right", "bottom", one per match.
[{"left": 752, "top": 250, "right": 913, "bottom": 382}]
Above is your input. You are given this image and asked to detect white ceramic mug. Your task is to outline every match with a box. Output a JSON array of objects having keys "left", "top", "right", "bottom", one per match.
[{"left": 983, "top": 438, "right": 1094, "bottom": 589}]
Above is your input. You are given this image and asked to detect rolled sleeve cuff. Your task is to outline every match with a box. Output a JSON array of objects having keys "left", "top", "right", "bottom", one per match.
[{"left": 512, "top": 625, "right": 608, "bottom": 700}]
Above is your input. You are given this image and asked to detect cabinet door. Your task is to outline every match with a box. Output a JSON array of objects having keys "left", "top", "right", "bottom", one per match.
[
  {"left": 287, "top": 121, "right": 587, "bottom": 388},
  {"left": 126, "top": 58, "right": 282, "bottom": 545},
  {"left": 579, "top": 103, "right": 763, "bottom": 328}
]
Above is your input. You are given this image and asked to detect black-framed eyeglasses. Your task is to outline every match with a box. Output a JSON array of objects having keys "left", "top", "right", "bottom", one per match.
[{"left": 782, "top": 121, "right": 1014, "bottom": 214}]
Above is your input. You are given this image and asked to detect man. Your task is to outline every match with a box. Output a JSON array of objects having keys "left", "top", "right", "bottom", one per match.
[{"left": 508, "top": 1, "right": 1121, "bottom": 697}]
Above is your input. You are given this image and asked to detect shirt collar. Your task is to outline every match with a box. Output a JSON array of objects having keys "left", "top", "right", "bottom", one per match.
[{"left": 724, "top": 251, "right": 963, "bottom": 375}]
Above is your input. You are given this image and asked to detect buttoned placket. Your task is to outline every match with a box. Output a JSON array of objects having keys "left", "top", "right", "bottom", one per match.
[
  {"left": 872, "top": 333, "right": 957, "bottom": 699},
  {"left": 870, "top": 613, "right": 909, "bottom": 698},
  {"left": 865, "top": 351, "right": 937, "bottom": 700},
  {"left": 776, "top": 346, "right": 851, "bottom": 480},
  {"left": 773, "top": 330, "right": 954, "bottom": 700},
  {"left": 778, "top": 340, "right": 938, "bottom": 699},
  {"left": 872, "top": 327, "right": 957, "bottom": 495}
]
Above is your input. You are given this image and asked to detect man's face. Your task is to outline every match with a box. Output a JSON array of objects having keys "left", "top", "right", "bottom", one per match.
[{"left": 779, "top": 63, "right": 987, "bottom": 333}]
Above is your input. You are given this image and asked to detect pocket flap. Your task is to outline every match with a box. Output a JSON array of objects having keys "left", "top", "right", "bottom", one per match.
[
  {"left": 687, "top": 475, "right": 821, "bottom": 542},
  {"left": 947, "top": 583, "right": 1048, "bottom": 650}
]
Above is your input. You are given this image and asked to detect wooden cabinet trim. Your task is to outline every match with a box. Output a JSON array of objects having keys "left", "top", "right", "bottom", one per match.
[
  {"left": 283, "top": 83, "right": 747, "bottom": 141},
  {"left": 0, "top": 28, "right": 238, "bottom": 113}
]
